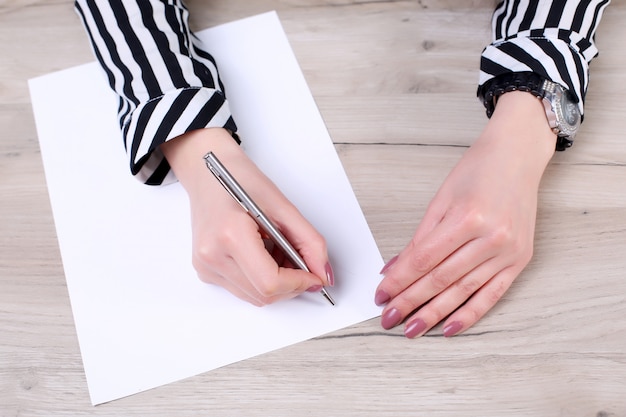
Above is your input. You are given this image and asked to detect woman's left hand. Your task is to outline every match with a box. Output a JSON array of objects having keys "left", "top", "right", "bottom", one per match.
[{"left": 375, "top": 91, "right": 558, "bottom": 338}]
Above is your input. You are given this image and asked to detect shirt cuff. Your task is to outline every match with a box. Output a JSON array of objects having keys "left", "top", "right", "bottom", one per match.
[
  {"left": 122, "top": 86, "right": 238, "bottom": 185},
  {"left": 478, "top": 28, "right": 596, "bottom": 116}
]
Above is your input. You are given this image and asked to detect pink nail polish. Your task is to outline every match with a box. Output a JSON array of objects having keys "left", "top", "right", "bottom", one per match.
[
  {"left": 380, "top": 255, "right": 399, "bottom": 275},
  {"left": 325, "top": 262, "right": 335, "bottom": 287},
  {"left": 405, "top": 319, "right": 427, "bottom": 339},
  {"left": 374, "top": 289, "right": 391, "bottom": 306},
  {"left": 443, "top": 321, "right": 463, "bottom": 337},
  {"left": 381, "top": 308, "right": 402, "bottom": 330}
]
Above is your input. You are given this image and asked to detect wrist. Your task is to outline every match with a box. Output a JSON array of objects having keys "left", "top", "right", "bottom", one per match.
[
  {"left": 476, "top": 91, "right": 557, "bottom": 184},
  {"left": 488, "top": 90, "right": 557, "bottom": 157},
  {"left": 161, "top": 128, "right": 242, "bottom": 196},
  {"left": 479, "top": 72, "right": 579, "bottom": 151}
]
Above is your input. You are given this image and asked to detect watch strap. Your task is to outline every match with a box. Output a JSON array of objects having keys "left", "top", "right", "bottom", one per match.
[{"left": 478, "top": 72, "right": 573, "bottom": 151}]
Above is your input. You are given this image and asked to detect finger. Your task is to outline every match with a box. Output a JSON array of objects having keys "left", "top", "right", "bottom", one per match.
[
  {"left": 229, "top": 220, "right": 323, "bottom": 299},
  {"left": 191, "top": 214, "right": 294, "bottom": 304},
  {"left": 410, "top": 196, "right": 448, "bottom": 246},
  {"left": 270, "top": 205, "right": 332, "bottom": 287},
  {"left": 379, "top": 236, "right": 501, "bottom": 330},
  {"left": 192, "top": 241, "right": 270, "bottom": 305},
  {"left": 196, "top": 244, "right": 318, "bottom": 306},
  {"left": 200, "top": 271, "right": 265, "bottom": 307},
  {"left": 194, "top": 211, "right": 322, "bottom": 303},
  {"left": 401, "top": 256, "right": 509, "bottom": 338},
  {"left": 234, "top": 166, "right": 332, "bottom": 287},
  {"left": 377, "top": 212, "right": 482, "bottom": 301},
  {"left": 440, "top": 265, "right": 521, "bottom": 337},
  {"left": 379, "top": 234, "right": 495, "bottom": 329}
]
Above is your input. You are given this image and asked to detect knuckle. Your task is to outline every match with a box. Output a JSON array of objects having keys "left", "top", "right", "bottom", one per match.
[
  {"left": 455, "top": 277, "right": 482, "bottom": 298},
  {"left": 254, "top": 276, "right": 280, "bottom": 299},
  {"left": 428, "top": 267, "right": 452, "bottom": 292},
  {"left": 494, "top": 229, "right": 534, "bottom": 267},
  {"left": 192, "top": 243, "right": 223, "bottom": 283},
  {"left": 392, "top": 294, "right": 421, "bottom": 316},
  {"left": 488, "top": 221, "right": 517, "bottom": 249},
  {"left": 302, "top": 234, "right": 328, "bottom": 260},
  {"left": 406, "top": 241, "right": 434, "bottom": 275},
  {"left": 193, "top": 242, "right": 220, "bottom": 267},
  {"left": 424, "top": 303, "right": 448, "bottom": 323},
  {"left": 215, "top": 225, "right": 241, "bottom": 249},
  {"left": 485, "top": 279, "right": 508, "bottom": 305},
  {"left": 308, "top": 232, "right": 327, "bottom": 252},
  {"left": 459, "top": 208, "right": 487, "bottom": 233},
  {"left": 382, "top": 269, "right": 403, "bottom": 287},
  {"left": 465, "top": 307, "right": 482, "bottom": 326}
]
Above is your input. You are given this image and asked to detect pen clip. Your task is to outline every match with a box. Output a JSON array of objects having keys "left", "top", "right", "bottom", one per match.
[{"left": 204, "top": 155, "right": 249, "bottom": 213}]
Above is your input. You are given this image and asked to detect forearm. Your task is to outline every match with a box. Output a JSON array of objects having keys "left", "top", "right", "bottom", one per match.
[{"left": 74, "top": 0, "right": 238, "bottom": 184}]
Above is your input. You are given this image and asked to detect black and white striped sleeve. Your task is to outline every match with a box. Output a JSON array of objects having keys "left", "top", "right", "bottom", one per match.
[
  {"left": 479, "top": 0, "right": 610, "bottom": 116},
  {"left": 74, "top": 0, "right": 238, "bottom": 185}
]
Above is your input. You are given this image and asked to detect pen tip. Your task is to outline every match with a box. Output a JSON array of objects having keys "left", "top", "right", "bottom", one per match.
[{"left": 321, "top": 288, "right": 335, "bottom": 306}]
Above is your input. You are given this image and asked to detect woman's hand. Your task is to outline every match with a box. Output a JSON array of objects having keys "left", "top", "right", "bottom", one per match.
[
  {"left": 375, "top": 91, "right": 557, "bottom": 337},
  {"left": 161, "top": 128, "right": 333, "bottom": 306}
]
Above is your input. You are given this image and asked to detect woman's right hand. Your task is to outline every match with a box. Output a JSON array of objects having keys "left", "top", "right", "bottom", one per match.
[{"left": 161, "top": 128, "right": 334, "bottom": 306}]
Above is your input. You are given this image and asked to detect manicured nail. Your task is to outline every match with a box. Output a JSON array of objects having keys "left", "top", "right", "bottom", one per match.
[
  {"left": 443, "top": 321, "right": 463, "bottom": 337},
  {"left": 374, "top": 289, "right": 391, "bottom": 306},
  {"left": 404, "top": 318, "right": 427, "bottom": 339},
  {"left": 325, "top": 262, "right": 335, "bottom": 287},
  {"left": 307, "top": 285, "right": 322, "bottom": 293},
  {"left": 379, "top": 255, "right": 399, "bottom": 275},
  {"left": 381, "top": 308, "right": 402, "bottom": 330}
]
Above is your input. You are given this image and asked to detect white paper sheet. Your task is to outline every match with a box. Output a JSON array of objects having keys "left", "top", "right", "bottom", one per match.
[{"left": 29, "top": 11, "right": 383, "bottom": 405}]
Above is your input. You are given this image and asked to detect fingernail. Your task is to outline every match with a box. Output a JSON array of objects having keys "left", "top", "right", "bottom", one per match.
[
  {"left": 404, "top": 318, "right": 427, "bottom": 339},
  {"left": 307, "top": 285, "right": 322, "bottom": 293},
  {"left": 374, "top": 289, "right": 390, "bottom": 306},
  {"left": 443, "top": 321, "right": 463, "bottom": 337},
  {"left": 380, "top": 255, "right": 399, "bottom": 275},
  {"left": 381, "top": 308, "right": 402, "bottom": 330},
  {"left": 325, "top": 262, "right": 335, "bottom": 287}
]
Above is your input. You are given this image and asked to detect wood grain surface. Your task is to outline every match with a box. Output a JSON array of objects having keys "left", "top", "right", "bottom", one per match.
[{"left": 1, "top": 1, "right": 625, "bottom": 416}]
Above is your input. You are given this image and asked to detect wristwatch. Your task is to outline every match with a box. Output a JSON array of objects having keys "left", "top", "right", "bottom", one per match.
[{"left": 479, "top": 72, "right": 581, "bottom": 151}]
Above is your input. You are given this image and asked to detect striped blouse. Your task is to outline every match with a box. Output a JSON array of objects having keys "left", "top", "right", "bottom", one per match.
[{"left": 74, "top": 0, "right": 610, "bottom": 186}]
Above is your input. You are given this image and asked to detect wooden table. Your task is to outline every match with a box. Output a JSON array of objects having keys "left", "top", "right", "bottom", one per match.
[{"left": 2, "top": 1, "right": 625, "bottom": 415}]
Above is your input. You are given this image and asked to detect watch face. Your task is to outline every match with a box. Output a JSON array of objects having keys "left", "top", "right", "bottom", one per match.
[{"left": 561, "top": 94, "right": 581, "bottom": 127}]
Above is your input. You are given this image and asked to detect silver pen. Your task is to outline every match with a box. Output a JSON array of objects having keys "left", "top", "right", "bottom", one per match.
[{"left": 203, "top": 152, "right": 335, "bottom": 306}]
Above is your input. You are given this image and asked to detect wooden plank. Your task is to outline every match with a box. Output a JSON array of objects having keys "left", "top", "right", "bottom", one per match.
[{"left": 1, "top": 0, "right": 625, "bottom": 415}]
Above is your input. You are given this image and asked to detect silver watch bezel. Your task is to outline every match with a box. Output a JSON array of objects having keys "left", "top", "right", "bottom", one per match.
[{"left": 540, "top": 80, "right": 581, "bottom": 140}]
